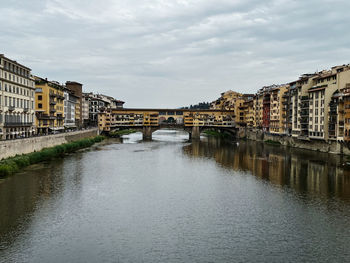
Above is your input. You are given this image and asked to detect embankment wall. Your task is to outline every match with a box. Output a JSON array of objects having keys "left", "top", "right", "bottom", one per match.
[
  {"left": 241, "top": 129, "right": 350, "bottom": 155},
  {"left": 0, "top": 129, "right": 99, "bottom": 160}
]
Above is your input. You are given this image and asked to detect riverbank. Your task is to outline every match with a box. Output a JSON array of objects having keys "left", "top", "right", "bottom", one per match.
[
  {"left": 0, "top": 135, "right": 105, "bottom": 177},
  {"left": 242, "top": 129, "right": 350, "bottom": 155},
  {"left": 108, "top": 129, "right": 137, "bottom": 138},
  {"left": 0, "top": 129, "right": 99, "bottom": 160}
]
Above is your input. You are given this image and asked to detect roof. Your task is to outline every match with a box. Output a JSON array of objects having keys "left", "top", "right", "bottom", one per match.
[{"left": 0, "top": 54, "right": 31, "bottom": 71}]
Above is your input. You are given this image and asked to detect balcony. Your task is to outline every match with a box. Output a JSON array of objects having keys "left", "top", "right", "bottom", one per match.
[
  {"left": 8, "top": 106, "right": 15, "bottom": 111},
  {"left": 4, "top": 122, "right": 33, "bottom": 127},
  {"left": 23, "top": 107, "right": 29, "bottom": 112},
  {"left": 50, "top": 108, "right": 56, "bottom": 113},
  {"left": 50, "top": 100, "right": 56, "bottom": 105}
]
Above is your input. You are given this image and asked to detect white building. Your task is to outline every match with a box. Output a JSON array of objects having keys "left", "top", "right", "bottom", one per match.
[
  {"left": 0, "top": 54, "right": 36, "bottom": 140},
  {"left": 64, "top": 89, "right": 78, "bottom": 130}
]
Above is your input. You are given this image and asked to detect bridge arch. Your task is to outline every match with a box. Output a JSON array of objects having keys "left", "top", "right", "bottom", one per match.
[{"left": 110, "top": 126, "right": 237, "bottom": 140}]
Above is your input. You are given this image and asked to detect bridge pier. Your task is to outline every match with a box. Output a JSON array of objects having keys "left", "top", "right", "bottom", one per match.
[
  {"left": 143, "top": 126, "right": 153, "bottom": 140},
  {"left": 191, "top": 126, "right": 200, "bottom": 140}
]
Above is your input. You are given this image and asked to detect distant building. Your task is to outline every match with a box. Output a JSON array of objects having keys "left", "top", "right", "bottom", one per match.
[
  {"left": 66, "top": 81, "right": 83, "bottom": 128},
  {"left": 84, "top": 92, "right": 124, "bottom": 126},
  {"left": 269, "top": 85, "right": 288, "bottom": 135},
  {"left": 64, "top": 89, "right": 78, "bottom": 130},
  {"left": 0, "top": 54, "right": 36, "bottom": 139},
  {"left": 82, "top": 96, "right": 89, "bottom": 127}
]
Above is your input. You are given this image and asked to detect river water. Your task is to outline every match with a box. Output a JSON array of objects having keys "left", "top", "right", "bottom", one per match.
[{"left": 0, "top": 130, "right": 349, "bottom": 262}]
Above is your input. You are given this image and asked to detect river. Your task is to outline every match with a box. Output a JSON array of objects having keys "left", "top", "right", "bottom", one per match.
[{"left": 0, "top": 130, "right": 349, "bottom": 262}]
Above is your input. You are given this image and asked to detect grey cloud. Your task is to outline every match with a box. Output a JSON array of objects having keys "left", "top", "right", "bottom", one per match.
[{"left": 1, "top": 0, "right": 350, "bottom": 107}]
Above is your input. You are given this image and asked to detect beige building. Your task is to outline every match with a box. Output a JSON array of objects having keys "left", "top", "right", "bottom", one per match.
[
  {"left": 291, "top": 74, "right": 317, "bottom": 138},
  {"left": 308, "top": 66, "right": 350, "bottom": 140},
  {"left": 0, "top": 54, "right": 36, "bottom": 140},
  {"left": 82, "top": 96, "right": 89, "bottom": 127},
  {"left": 269, "top": 85, "right": 289, "bottom": 135}
]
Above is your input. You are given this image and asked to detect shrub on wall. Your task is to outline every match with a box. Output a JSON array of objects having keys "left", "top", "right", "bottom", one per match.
[{"left": 0, "top": 136, "right": 105, "bottom": 177}]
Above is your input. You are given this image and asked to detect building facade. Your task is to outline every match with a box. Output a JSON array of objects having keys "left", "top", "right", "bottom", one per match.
[
  {"left": 64, "top": 89, "right": 78, "bottom": 130},
  {"left": 66, "top": 81, "right": 83, "bottom": 128},
  {"left": 0, "top": 54, "right": 36, "bottom": 140},
  {"left": 35, "top": 77, "right": 65, "bottom": 134},
  {"left": 269, "top": 85, "right": 288, "bottom": 135}
]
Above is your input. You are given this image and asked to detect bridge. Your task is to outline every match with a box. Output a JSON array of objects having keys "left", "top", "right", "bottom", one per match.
[{"left": 98, "top": 108, "right": 236, "bottom": 140}]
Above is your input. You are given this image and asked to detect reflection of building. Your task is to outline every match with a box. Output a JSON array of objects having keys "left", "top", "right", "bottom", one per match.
[
  {"left": 35, "top": 76, "right": 65, "bottom": 134},
  {"left": 182, "top": 139, "right": 350, "bottom": 201},
  {"left": 0, "top": 54, "right": 36, "bottom": 139}
]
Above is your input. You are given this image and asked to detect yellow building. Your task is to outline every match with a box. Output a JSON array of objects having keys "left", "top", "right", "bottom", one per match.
[
  {"left": 244, "top": 98, "right": 254, "bottom": 128},
  {"left": 210, "top": 90, "right": 242, "bottom": 111},
  {"left": 35, "top": 76, "right": 65, "bottom": 134},
  {"left": 269, "top": 85, "right": 289, "bottom": 135}
]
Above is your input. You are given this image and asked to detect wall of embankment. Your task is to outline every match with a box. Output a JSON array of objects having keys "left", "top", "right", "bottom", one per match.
[
  {"left": 239, "top": 129, "right": 350, "bottom": 155},
  {"left": 0, "top": 129, "right": 99, "bottom": 160}
]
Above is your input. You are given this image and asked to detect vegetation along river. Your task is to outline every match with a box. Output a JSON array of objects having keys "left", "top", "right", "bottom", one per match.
[{"left": 0, "top": 130, "right": 349, "bottom": 262}]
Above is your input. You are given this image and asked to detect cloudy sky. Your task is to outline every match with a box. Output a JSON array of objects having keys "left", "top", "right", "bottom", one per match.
[{"left": 1, "top": 0, "right": 350, "bottom": 107}]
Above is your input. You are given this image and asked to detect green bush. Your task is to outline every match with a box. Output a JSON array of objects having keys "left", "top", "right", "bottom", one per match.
[{"left": 0, "top": 135, "right": 105, "bottom": 177}]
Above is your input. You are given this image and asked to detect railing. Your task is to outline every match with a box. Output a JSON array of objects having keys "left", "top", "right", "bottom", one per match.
[{"left": 8, "top": 106, "right": 15, "bottom": 111}]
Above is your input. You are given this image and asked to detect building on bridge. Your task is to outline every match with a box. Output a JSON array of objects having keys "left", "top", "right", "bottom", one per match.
[{"left": 98, "top": 108, "right": 236, "bottom": 139}]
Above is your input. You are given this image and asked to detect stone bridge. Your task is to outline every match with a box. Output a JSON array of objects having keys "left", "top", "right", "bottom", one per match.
[{"left": 98, "top": 109, "right": 236, "bottom": 140}]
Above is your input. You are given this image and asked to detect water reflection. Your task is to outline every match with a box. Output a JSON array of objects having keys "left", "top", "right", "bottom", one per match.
[
  {"left": 183, "top": 138, "right": 350, "bottom": 201},
  {"left": 0, "top": 159, "right": 66, "bottom": 249}
]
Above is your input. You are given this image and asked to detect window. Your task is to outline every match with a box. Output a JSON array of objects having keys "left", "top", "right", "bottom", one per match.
[
  {"left": 38, "top": 103, "right": 42, "bottom": 109},
  {"left": 38, "top": 95, "right": 42, "bottom": 100}
]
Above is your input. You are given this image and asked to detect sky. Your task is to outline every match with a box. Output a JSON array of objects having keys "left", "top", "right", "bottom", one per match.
[{"left": 1, "top": 0, "right": 350, "bottom": 108}]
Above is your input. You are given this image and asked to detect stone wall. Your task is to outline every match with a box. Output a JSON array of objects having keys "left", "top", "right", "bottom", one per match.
[
  {"left": 243, "top": 129, "right": 350, "bottom": 155},
  {"left": 0, "top": 129, "right": 99, "bottom": 160}
]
